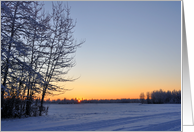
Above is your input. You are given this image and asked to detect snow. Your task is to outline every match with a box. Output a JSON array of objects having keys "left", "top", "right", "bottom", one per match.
[{"left": 1, "top": 103, "right": 181, "bottom": 131}]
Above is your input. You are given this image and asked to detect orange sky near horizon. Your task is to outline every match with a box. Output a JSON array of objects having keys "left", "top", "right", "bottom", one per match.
[
  {"left": 44, "top": 60, "right": 181, "bottom": 101},
  {"left": 41, "top": 1, "right": 181, "bottom": 101},
  {"left": 44, "top": 69, "right": 181, "bottom": 100}
]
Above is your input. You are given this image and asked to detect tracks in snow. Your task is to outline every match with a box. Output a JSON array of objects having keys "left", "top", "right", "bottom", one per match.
[{"left": 31, "top": 111, "right": 181, "bottom": 131}]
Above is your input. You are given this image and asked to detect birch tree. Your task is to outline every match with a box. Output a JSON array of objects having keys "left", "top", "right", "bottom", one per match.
[
  {"left": 1, "top": 1, "right": 84, "bottom": 117},
  {"left": 39, "top": 2, "right": 84, "bottom": 115},
  {"left": 21, "top": 1, "right": 51, "bottom": 115},
  {"left": 1, "top": 1, "right": 36, "bottom": 108},
  {"left": 1, "top": 1, "right": 48, "bottom": 115}
]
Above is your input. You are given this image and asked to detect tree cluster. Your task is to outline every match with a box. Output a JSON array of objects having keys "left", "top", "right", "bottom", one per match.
[
  {"left": 140, "top": 89, "right": 181, "bottom": 104},
  {"left": 1, "top": 1, "right": 83, "bottom": 118},
  {"left": 45, "top": 89, "right": 181, "bottom": 105}
]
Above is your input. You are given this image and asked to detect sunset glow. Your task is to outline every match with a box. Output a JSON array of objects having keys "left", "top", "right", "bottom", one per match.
[
  {"left": 1, "top": 1, "right": 182, "bottom": 131},
  {"left": 43, "top": 1, "right": 181, "bottom": 101}
]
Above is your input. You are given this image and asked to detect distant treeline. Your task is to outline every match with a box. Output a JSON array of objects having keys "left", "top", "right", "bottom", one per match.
[
  {"left": 44, "top": 89, "right": 181, "bottom": 104},
  {"left": 140, "top": 89, "right": 181, "bottom": 104},
  {"left": 44, "top": 98, "right": 140, "bottom": 104}
]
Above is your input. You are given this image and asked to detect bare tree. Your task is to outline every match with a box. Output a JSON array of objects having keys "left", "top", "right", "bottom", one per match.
[
  {"left": 39, "top": 2, "right": 84, "bottom": 115},
  {"left": 1, "top": 1, "right": 50, "bottom": 117},
  {"left": 1, "top": 1, "right": 38, "bottom": 108},
  {"left": 140, "top": 92, "right": 145, "bottom": 104},
  {"left": 1, "top": 1, "right": 84, "bottom": 117},
  {"left": 146, "top": 92, "right": 151, "bottom": 104},
  {"left": 22, "top": 1, "right": 51, "bottom": 115}
]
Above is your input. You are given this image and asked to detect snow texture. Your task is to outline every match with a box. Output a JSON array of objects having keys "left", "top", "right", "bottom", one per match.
[{"left": 1, "top": 103, "right": 181, "bottom": 131}]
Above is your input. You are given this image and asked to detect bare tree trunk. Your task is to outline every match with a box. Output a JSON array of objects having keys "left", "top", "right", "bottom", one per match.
[
  {"left": 1, "top": 1, "right": 19, "bottom": 108},
  {"left": 38, "top": 3, "right": 84, "bottom": 117},
  {"left": 39, "top": 85, "right": 47, "bottom": 116},
  {"left": 26, "top": 88, "right": 31, "bottom": 115}
]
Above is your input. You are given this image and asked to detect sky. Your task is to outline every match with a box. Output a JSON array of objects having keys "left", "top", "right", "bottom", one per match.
[{"left": 42, "top": 1, "right": 181, "bottom": 100}]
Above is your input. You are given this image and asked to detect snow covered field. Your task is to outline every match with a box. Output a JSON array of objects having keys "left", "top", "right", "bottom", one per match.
[{"left": 1, "top": 103, "right": 181, "bottom": 131}]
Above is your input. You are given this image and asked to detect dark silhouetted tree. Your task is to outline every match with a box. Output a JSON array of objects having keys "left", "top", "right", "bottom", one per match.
[
  {"left": 140, "top": 92, "right": 145, "bottom": 104},
  {"left": 1, "top": 1, "right": 84, "bottom": 118},
  {"left": 39, "top": 2, "right": 84, "bottom": 116},
  {"left": 150, "top": 89, "right": 181, "bottom": 104},
  {"left": 146, "top": 92, "right": 151, "bottom": 104}
]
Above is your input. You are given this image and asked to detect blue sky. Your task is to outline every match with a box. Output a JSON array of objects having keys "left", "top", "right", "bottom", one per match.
[{"left": 43, "top": 1, "right": 181, "bottom": 100}]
